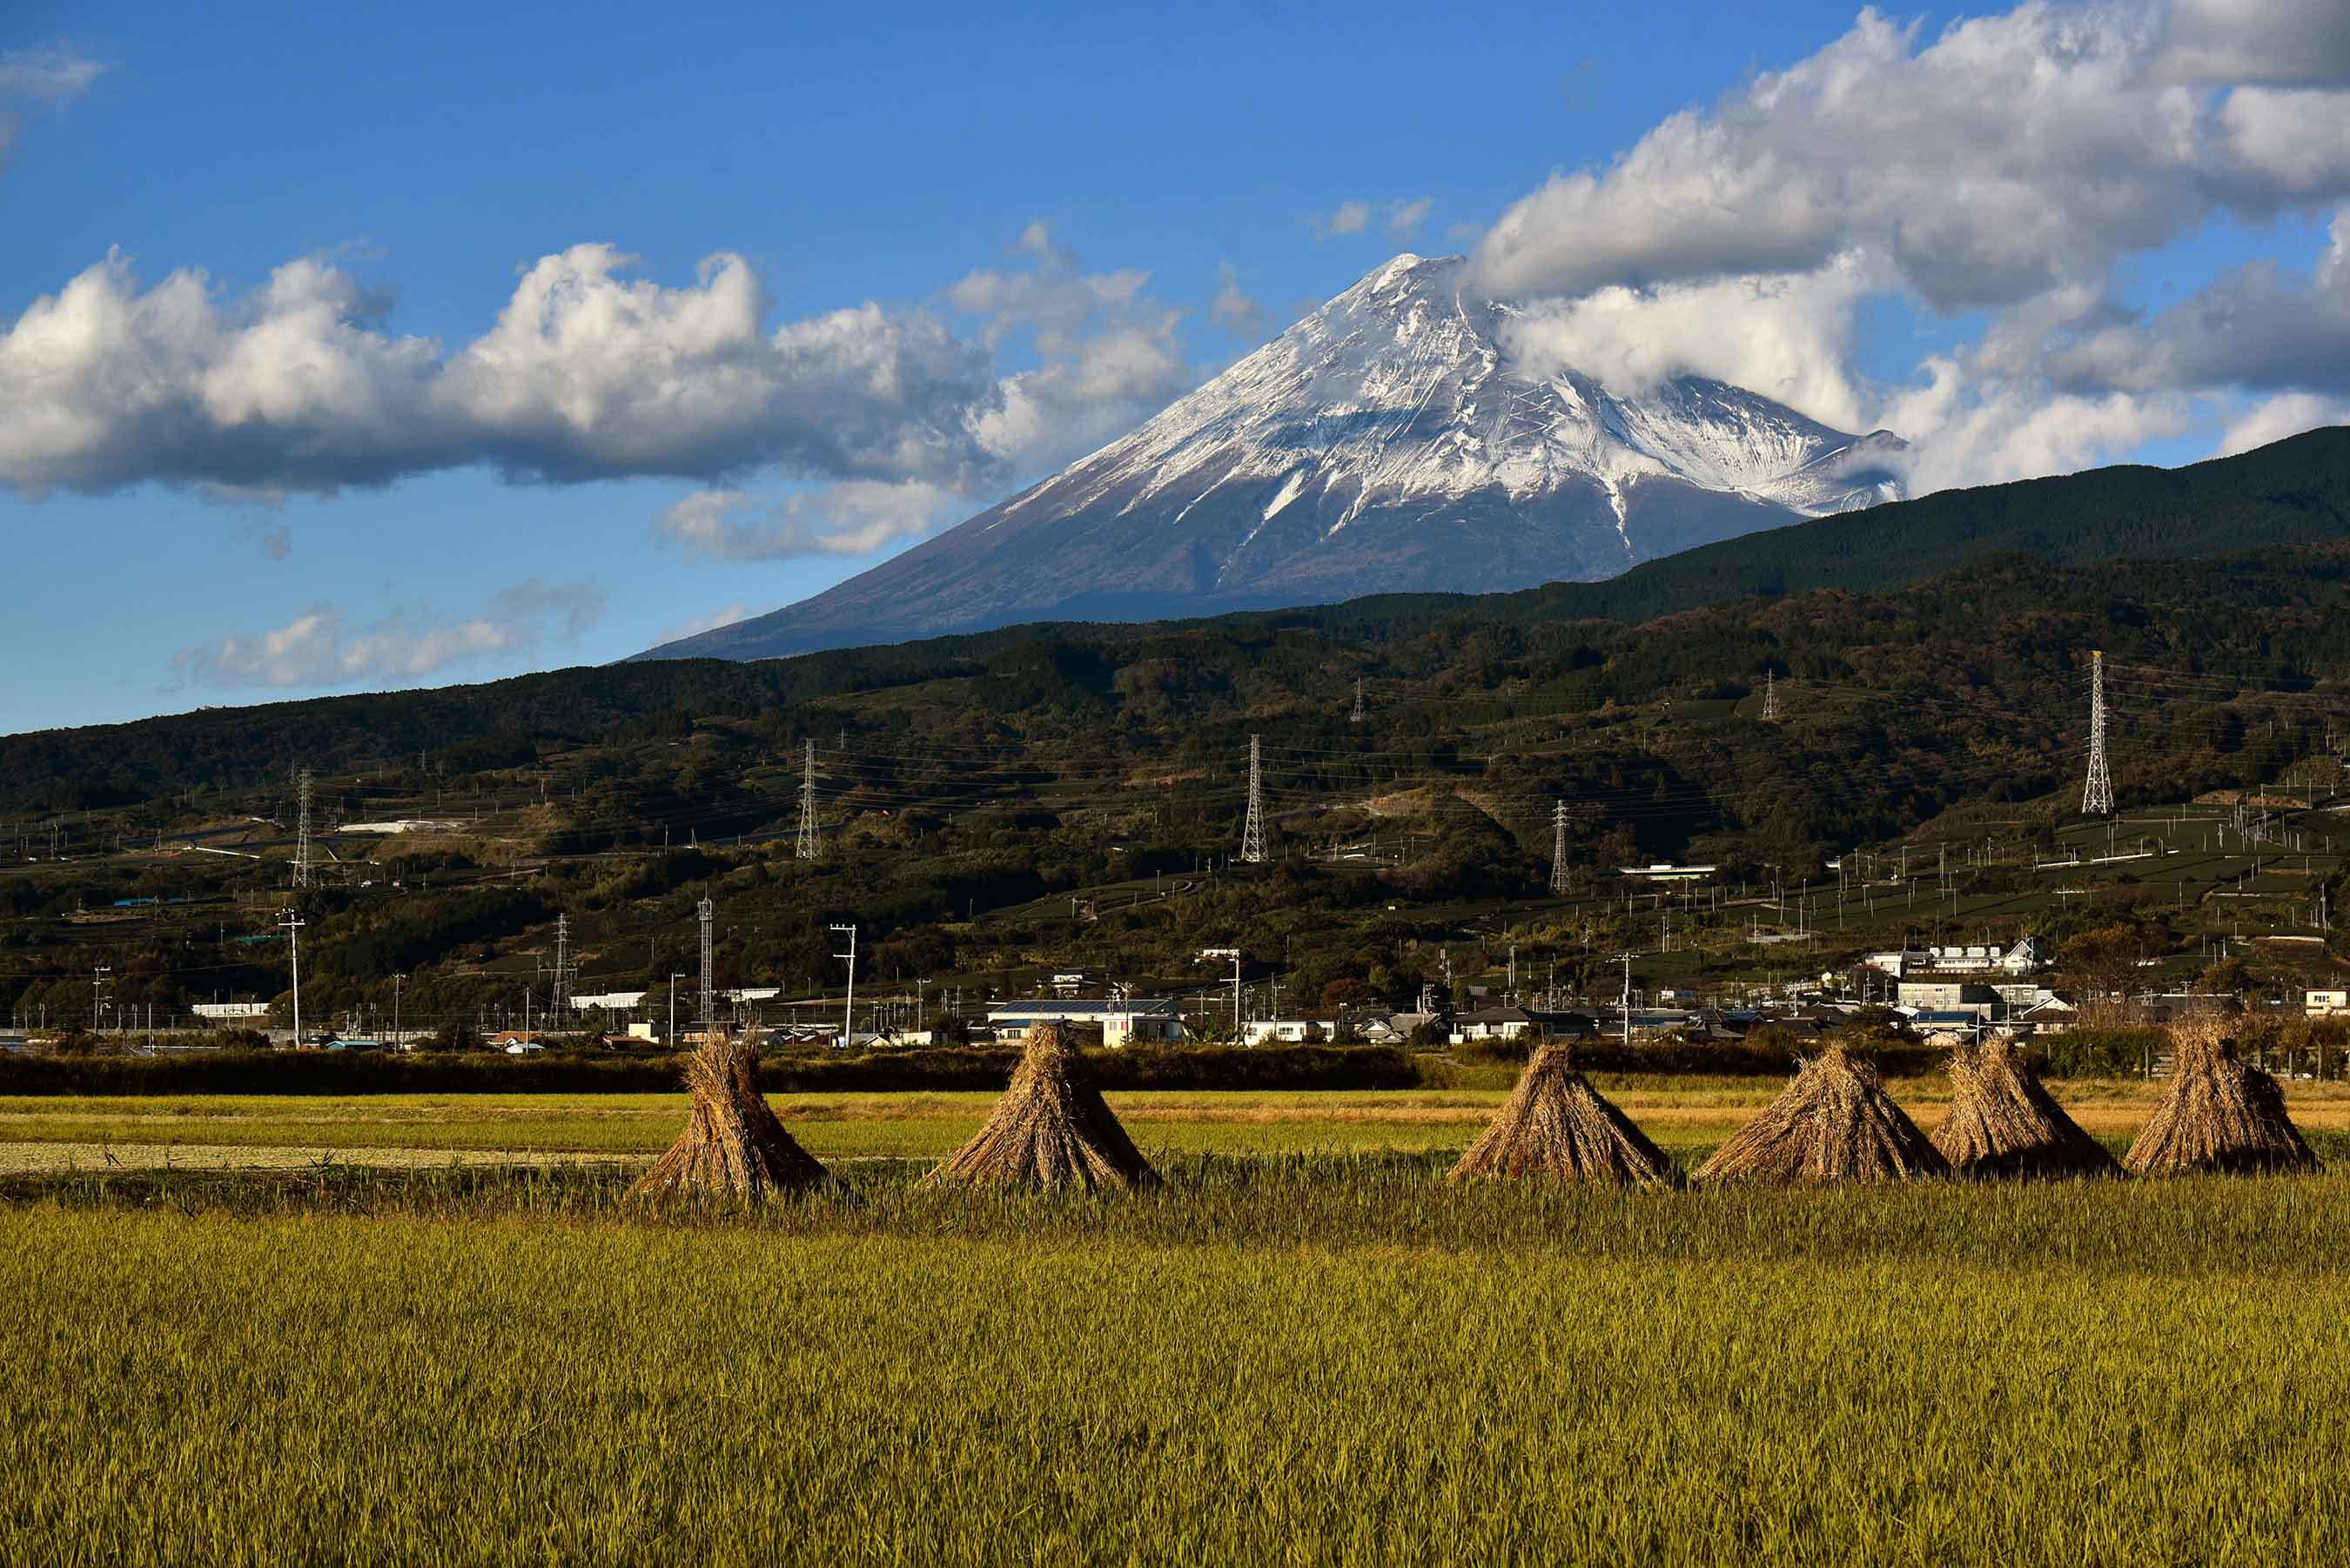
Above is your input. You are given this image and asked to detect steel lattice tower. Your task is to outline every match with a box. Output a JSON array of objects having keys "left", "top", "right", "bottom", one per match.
[
  {"left": 1761, "top": 671, "right": 1779, "bottom": 721},
  {"left": 293, "top": 768, "right": 313, "bottom": 888},
  {"left": 696, "top": 896, "right": 716, "bottom": 1042},
  {"left": 1549, "top": 800, "right": 1570, "bottom": 895},
  {"left": 552, "top": 913, "right": 570, "bottom": 1014},
  {"left": 1240, "top": 736, "right": 1266, "bottom": 864},
  {"left": 796, "top": 740, "right": 819, "bottom": 861},
  {"left": 2082, "top": 649, "right": 2114, "bottom": 816},
  {"left": 1349, "top": 678, "right": 1366, "bottom": 725}
]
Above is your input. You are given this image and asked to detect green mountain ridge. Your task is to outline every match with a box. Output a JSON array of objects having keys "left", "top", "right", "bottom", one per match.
[{"left": 5, "top": 427, "right": 2348, "bottom": 819}]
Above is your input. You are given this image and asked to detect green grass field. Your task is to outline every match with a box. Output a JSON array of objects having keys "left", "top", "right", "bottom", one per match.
[{"left": 7, "top": 1156, "right": 2350, "bottom": 1564}]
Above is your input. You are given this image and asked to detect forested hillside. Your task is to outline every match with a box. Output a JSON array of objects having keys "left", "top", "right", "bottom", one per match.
[
  {"left": 8, "top": 533, "right": 2350, "bottom": 1035},
  {"left": 7, "top": 427, "right": 2347, "bottom": 816}
]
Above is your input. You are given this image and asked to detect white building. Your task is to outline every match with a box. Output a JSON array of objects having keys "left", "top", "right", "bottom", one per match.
[
  {"left": 984, "top": 998, "right": 1187, "bottom": 1048},
  {"left": 193, "top": 1002, "right": 272, "bottom": 1021},
  {"left": 1897, "top": 980, "right": 2002, "bottom": 1010},
  {"left": 1241, "top": 1018, "right": 1322, "bottom": 1045},
  {"left": 2307, "top": 989, "right": 2349, "bottom": 1017},
  {"left": 1617, "top": 862, "right": 1718, "bottom": 882},
  {"left": 569, "top": 991, "right": 648, "bottom": 1012},
  {"left": 1866, "top": 938, "right": 2044, "bottom": 980}
]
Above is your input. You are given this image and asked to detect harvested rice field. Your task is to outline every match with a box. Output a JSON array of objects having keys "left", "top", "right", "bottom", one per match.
[
  {"left": 10, "top": 1077, "right": 2350, "bottom": 1563},
  {"left": 6, "top": 1156, "right": 2350, "bottom": 1565},
  {"left": 5, "top": 1075, "right": 2348, "bottom": 1167}
]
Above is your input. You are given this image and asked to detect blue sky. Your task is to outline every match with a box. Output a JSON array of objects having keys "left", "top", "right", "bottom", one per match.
[{"left": 4, "top": 0, "right": 2349, "bottom": 733}]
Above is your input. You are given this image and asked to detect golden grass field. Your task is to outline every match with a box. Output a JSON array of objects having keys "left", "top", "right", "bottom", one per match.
[{"left": 2, "top": 1075, "right": 2347, "bottom": 1169}]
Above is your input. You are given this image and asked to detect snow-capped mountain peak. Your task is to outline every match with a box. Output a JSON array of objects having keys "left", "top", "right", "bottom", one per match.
[{"left": 641, "top": 253, "right": 1905, "bottom": 663}]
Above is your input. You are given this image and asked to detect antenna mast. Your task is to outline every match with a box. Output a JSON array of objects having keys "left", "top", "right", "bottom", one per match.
[
  {"left": 696, "top": 897, "right": 715, "bottom": 1046},
  {"left": 2082, "top": 649, "right": 2114, "bottom": 816},
  {"left": 796, "top": 740, "right": 819, "bottom": 861},
  {"left": 1240, "top": 735, "right": 1266, "bottom": 864}
]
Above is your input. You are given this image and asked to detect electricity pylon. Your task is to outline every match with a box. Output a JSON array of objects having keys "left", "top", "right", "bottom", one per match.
[
  {"left": 1348, "top": 678, "right": 1366, "bottom": 725},
  {"left": 552, "top": 913, "right": 570, "bottom": 1015},
  {"left": 796, "top": 740, "right": 818, "bottom": 861},
  {"left": 1549, "top": 800, "right": 1570, "bottom": 895},
  {"left": 293, "top": 768, "right": 313, "bottom": 888},
  {"left": 1240, "top": 735, "right": 1266, "bottom": 864},
  {"left": 1761, "top": 671, "right": 1779, "bottom": 721},
  {"left": 2082, "top": 649, "right": 2114, "bottom": 816}
]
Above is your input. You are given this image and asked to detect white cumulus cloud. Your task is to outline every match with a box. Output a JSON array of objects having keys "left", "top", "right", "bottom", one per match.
[
  {"left": 0, "top": 245, "right": 1002, "bottom": 498},
  {"left": 653, "top": 480, "right": 964, "bottom": 560},
  {"left": 1467, "top": 1, "right": 2350, "bottom": 491},
  {"left": 171, "top": 580, "right": 607, "bottom": 690},
  {"left": 1473, "top": 3, "right": 2350, "bottom": 312}
]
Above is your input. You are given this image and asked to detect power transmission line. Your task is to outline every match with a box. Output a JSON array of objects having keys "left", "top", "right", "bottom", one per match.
[{"left": 2083, "top": 649, "right": 2115, "bottom": 816}]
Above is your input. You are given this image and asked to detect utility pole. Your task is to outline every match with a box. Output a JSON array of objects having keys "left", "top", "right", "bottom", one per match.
[
  {"left": 831, "top": 923, "right": 858, "bottom": 1049},
  {"left": 280, "top": 912, "right": 305, "bottom": 1045},
  {"left": 668, "top": 972, "right": 682, "bottom": 1047},
  {"left": 91, "top": 963, "right": 110, "bottom": 1032},
  {"left": 393, "top": 974, "right": 404, "bottom": 1048},
  {"left": 1199, "top": 948, "right": 1242, "bottom": 1037},
  {"left": 796, "top": 740, "right": 819, "bottom": 861},
  {"left": 1240, "top": 735, "right": 1267, "bottom": 864},
  {"left": 1617, "top": 953, "right": 1635, "bottom": 1050},
  {"left": 1349, "top": 678, "right": 1366, "bottom": 726},
  {"left": 1550, "top": 800, "right": 1570, "bottom": 896},
  {"left": 2083, "top": 649, "right": 2114, "bottom": 816},
  {"left": 293, "top": 767, "right": 313, "bottom": 888}
]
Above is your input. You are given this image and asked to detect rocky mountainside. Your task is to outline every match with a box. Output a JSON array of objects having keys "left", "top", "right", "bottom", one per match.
[{"left": 643, "top": 253, "right": 1904, "bottom": 661}]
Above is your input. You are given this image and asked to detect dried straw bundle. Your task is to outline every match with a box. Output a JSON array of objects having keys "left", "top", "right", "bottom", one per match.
[
  {"left": 1448, "top": 1044, "right": 1676, "bottom": 1186},
  {"left": 1695, "top": 1042, "right": 1950, "bottom": 1183},
  {"left": 628, "top": 1029, "right": 827, "bottom": 1203},
  {"left": 2124, "top": 1019, "right": 2319, "bottom": 1176},
  {"left": 1933, "top": 1038, "right": 2120, "bottom": 1179},
  {"left": 925, "top": 1023, "right": 1156, "bottom": 1191}
]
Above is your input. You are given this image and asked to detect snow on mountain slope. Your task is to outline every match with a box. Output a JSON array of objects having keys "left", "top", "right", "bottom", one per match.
[{"left": 641, "top": 254, "right": 1904, "bottom": 663}]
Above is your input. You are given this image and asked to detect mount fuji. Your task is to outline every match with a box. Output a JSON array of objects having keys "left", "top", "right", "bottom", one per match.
[{"left": 641, "top": 253, "right": 1905, "bottom": 661}]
